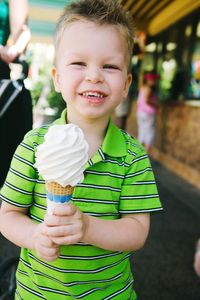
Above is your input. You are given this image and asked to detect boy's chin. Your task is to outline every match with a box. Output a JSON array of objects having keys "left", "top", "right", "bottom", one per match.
[{"left": 78, "top": 110, "right": 110, "bottom": 122}]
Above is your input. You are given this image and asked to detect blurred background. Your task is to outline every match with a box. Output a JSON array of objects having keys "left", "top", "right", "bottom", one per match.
[
  {"left": 25, "top": 0, "right": 200, "bottom": 190},
  {"left": 1, "top": 1, "right": 200, "bottom": 299}
]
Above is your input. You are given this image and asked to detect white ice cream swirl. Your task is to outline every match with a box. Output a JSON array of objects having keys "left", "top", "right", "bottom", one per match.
[{"left": 35, "top": 124, "right": 89, "bottom": 186}]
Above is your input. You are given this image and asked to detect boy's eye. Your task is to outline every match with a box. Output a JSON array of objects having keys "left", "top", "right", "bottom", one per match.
[
  {"left": 71, "top": 62, "right": 86, "bottom": 66},
  {"left": 103, "top": 64, "right": 119, "bottom": 70}
]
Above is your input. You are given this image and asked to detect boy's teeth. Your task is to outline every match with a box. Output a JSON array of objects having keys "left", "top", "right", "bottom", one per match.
[{"left": 82, "top": 92, "right": 104, "bottom": 98}]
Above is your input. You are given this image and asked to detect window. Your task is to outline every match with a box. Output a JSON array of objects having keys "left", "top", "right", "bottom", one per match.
[
  {"left": 143, "top": 10, "right": 200, "bottom": 101},
  {"left": 188, "top": 21, "right": 200, "bottom": 99}
]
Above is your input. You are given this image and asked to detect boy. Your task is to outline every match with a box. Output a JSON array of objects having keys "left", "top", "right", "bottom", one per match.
[{"left": 0, "top": 0, "right": 162, "bottom": 299}]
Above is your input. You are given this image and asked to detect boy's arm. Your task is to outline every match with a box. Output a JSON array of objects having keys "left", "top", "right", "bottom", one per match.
[
  {"left": 0, "top": 202, "right": 60, "bottom": 261},
  {"left": 83, "top": 212, "right": 150, "bottom": 251},
  {"left": 0, "top": 202, "right": 36, "bottom": 249}
]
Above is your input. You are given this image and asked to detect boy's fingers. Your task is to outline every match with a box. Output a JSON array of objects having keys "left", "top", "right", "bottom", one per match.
[
  {"left": 43, "top": 255, "right": 59, "bottom": 262},
  {"left": 44, "top": 204, "right": 80, "bottom": 226},
  {"left": 46, "top": 224, "right": 79, "bottom": 237},
  {"left": 51, "top": 233, "right": 82, "bottom": 245},
  {"left": 38, "top": 244, "right": 60, "bottom": 257},
  {"left": 39, "top": 251, "right": 60, "bottom": 262},
  {"left": 39, "top": 234, "right": 54, "bottom": 247},
  {"left": 44, "top": 214, "right": 74, "bottom": 226},
  {"left": 53, "top": 203, "right": 76, "bottom": 216},
  {"left": 39, "top": 232, "right": 60, "bottom": 249}
]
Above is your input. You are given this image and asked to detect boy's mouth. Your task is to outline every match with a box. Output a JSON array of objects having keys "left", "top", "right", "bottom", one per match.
[
  {"left": 79, "top": 91, "right": 107, "bottom": 103},
  {"left": 79, "top": 91, "right": 107, "bottom": 98}
]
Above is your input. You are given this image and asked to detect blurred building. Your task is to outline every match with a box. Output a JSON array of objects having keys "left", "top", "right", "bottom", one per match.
[{"left": 121, "top": 0, "right": 200, "bottom": 189}]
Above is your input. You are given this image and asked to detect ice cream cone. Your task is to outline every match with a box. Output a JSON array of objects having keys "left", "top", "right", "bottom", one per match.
[{"left": 45, "top": 181, "right": 74, "bottom": 214}]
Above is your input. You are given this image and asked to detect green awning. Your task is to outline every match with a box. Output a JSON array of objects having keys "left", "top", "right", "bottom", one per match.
[
  {"left": 29, "top": 0, "right": 73, "bottom": 9},
  {"left": 29, "top": 0, "right": 74, "bottom": 39},
  {"left": 29, "top": 20, "right": 55, "bottom": 37}
]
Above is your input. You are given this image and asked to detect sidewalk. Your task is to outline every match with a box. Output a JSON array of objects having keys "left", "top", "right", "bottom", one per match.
[{"left": 133, "top": 160, "right": 200, "bottom": 300}]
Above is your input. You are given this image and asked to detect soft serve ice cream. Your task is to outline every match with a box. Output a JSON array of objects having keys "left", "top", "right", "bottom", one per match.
[{"left": 35, "top": 124, "right": 89, "bottom": 214}]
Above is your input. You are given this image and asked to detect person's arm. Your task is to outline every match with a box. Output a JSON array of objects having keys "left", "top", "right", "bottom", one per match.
[
  {"left": 0, "top": 202, "right": 60, "bottom": 262},
  {"left": 43, "top": 204, "right": 150, "bottom": 252},
  {"left": 9, "top": 0, "right": 31, "bottom": 55},
  {"left": 0, "top": 0, "right": 31, "bottom": 64},
  {"left": 9, "top": 0, "right": 29, "bottom": 42},
  {"left": 142, "top": 86, "right": 151, "bottom": 104},
  {"left": 143, "top": 86, "right": 159, "bottom": 108},
  {"left": 194, "top": 239, "right": 200, "bottom": 277}
]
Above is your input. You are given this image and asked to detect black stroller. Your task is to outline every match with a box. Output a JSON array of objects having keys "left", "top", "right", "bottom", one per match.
[
  {"left": 0, "top": 58, "right": 32, "bottom": 299},
  {"left": 0, "top": 58, "right": 33, "bottom": 186}
]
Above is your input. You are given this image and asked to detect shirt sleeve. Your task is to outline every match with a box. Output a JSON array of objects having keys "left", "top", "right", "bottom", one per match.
[
  {"left": 119, "top": 150, "right": 162, "bottom": 214},
  {"left": 0, "top": 133, "right": 37, "bottom": 208}
]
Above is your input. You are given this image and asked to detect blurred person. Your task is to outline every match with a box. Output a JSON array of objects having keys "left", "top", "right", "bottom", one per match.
[
  {"left": 114, "top": 97, "right": 130, "bottom": 130},
  {"left": 194, "top": 239, "right": 200, "bottom": 276},
  {"left": 136, "top": 71, "right": 160, "bottom": 155},
  {"left": 0, "top": 0, "right": 32, "bottom": 186},
  {"left": 0, "top": 1, "right": 162, "bottom": 299},
  {"left": 115, "top": 64, "right": 135, "bottom": 130}
]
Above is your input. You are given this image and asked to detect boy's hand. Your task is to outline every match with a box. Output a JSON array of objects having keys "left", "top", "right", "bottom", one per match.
[
  {"left": 44, "top": 204, "right": 88, "bottom": 245},
  {"left": 32, "top": 222, "right": 60, "bottom": 262}
]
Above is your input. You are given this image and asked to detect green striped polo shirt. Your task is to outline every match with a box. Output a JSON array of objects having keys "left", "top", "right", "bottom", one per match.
[{"left": 0, "top": 109, "right": 162, "bottom": 300}]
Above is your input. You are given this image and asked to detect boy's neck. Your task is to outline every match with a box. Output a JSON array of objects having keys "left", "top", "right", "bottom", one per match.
[{"left": 66, "top": 111, "right": 110, "bottom": 158}]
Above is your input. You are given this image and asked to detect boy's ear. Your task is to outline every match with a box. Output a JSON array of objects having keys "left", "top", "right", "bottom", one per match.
[
  {"left": 52, "top": 66, "right": 61, "bottom": 93},
  {"left": 123, "top": 73, "right": 132, "bottom": 98}
]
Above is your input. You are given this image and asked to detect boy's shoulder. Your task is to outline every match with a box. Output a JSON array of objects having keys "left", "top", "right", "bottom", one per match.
[
  {"left": 120, "top": 130, "right": 147, "bottom": 161},
  {"left": 23, "top": 124, "right": 51, "bottom": 147},
  {"left": 121, "top": 130, "right": 144, "bottom": 151}
]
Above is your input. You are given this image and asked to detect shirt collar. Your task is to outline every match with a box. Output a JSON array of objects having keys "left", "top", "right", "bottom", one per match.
[
  {"left": 53, "top": 109, "right": 67, "bottom": 125},
  {"left": 102, "top": 119, "right": 127, "bottom": 157},
  {"left": 54, "top": 109, "right": 127, "bottom": 158}
]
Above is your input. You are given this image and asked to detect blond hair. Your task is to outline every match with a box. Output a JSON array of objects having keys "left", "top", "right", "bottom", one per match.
[{"left": 54, "top": 0, "right": 135, "bottom": 65}]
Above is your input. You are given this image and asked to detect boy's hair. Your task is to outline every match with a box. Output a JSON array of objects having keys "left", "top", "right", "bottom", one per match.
[{"left": 54, "top": 0, "right": 135, "bottom": 65}]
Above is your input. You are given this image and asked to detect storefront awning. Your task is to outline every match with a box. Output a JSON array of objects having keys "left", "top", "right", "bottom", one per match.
[
  {"left": 121, "top": 0, "right": 200, "bottom": 35},
  {"left": 29, "top": 0, "right": 73, "bottom": 43},
  {"left": 29, "top": 0, "right": 200, "bottom": 43}
]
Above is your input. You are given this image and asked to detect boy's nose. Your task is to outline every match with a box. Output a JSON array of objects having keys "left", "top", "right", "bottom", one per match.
[{"left": 85, "top": 67, "right": 104, "bottom": 83}]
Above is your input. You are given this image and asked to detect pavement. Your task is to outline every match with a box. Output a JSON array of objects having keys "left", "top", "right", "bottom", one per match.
[
  {"left": 132, "top": 160, "right": 200, "bottom": 300},
  {"left": 0, "top": 160, "right": 200, "bottom": 299}
]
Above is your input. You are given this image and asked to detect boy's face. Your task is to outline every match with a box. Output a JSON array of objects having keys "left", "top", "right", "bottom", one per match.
[{"left": 52, "top": 21, "right": 132, "bottom": 123}]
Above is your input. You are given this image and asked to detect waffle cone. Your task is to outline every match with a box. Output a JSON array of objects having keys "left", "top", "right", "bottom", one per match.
[{"left": 45, "top": 181, "right": 74, "bottom": 196}]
